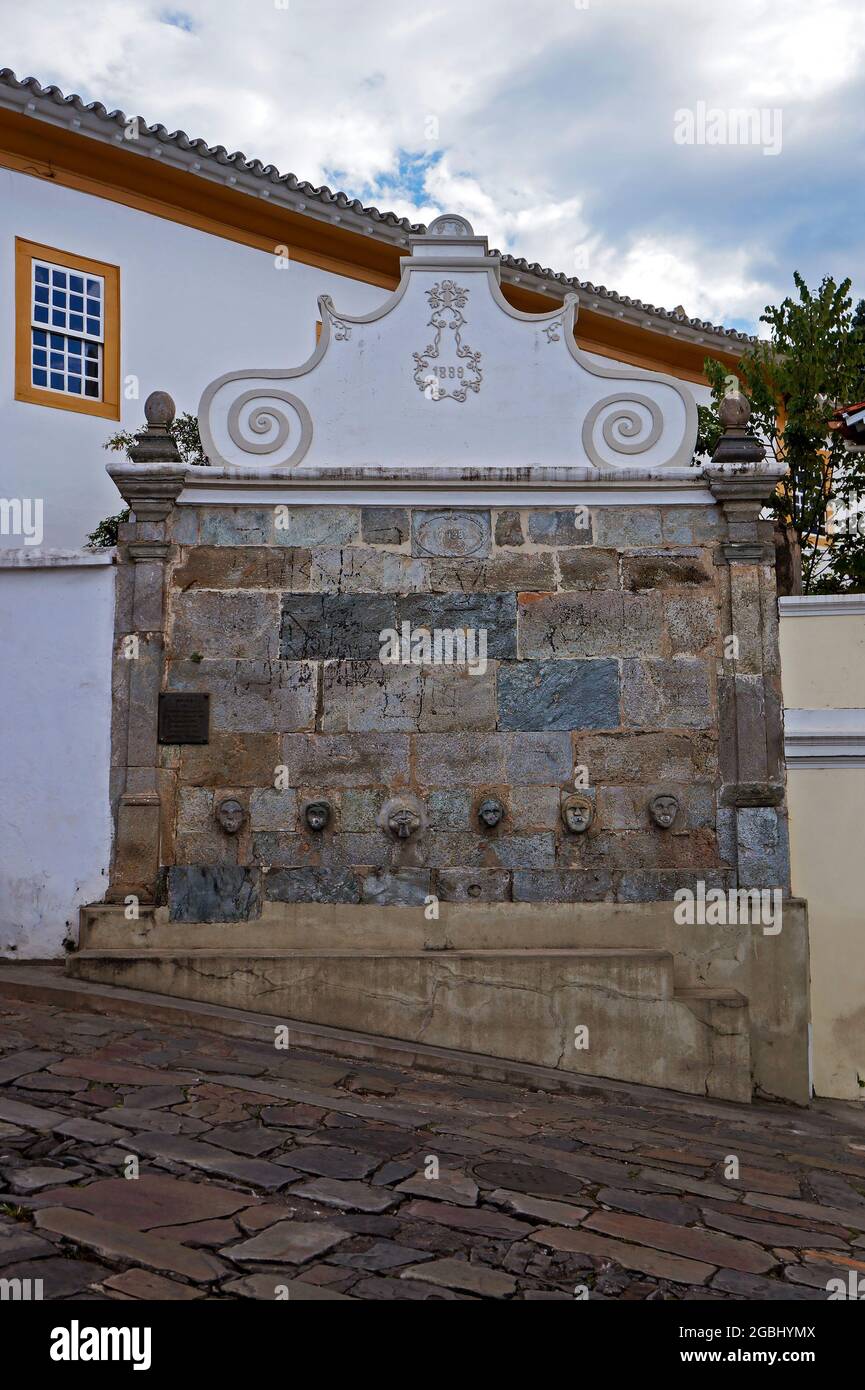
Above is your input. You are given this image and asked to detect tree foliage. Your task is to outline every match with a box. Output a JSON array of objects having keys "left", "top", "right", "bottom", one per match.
[{"left": 694, "top": 274, "right": 865, "bottom": 593}]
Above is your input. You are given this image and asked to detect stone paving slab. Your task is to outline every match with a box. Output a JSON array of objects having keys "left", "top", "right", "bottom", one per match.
[{"left": 1, "top": 992, "right": 864, "bottom": 1301}]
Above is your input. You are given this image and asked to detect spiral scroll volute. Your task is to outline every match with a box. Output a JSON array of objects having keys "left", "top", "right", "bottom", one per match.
[
  {"left": 580, "top": 384, "right": 692, "bottom": 470},
  {"left": 198, "top": 374, "right": 314, "bottom": 470}
]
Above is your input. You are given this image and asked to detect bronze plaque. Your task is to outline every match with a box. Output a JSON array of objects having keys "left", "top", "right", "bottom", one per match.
[{"left": 158, "top": 692, "right": 210, "bottom": 745}]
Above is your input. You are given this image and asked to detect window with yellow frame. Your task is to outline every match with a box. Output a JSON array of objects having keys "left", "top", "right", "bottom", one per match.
[{"left": 15, "top": 238, "right": 120, "bottom": 420}]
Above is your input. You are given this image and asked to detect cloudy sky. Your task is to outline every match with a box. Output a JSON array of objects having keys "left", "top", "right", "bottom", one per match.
[{"left": 3, "top": 0, "right": 862, "bottom": 333}]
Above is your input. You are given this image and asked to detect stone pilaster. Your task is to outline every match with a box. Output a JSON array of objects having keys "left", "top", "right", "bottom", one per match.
[
  {"left": 708, "top": 394, "right": 790, "bottom": 890},
  {"left": 106, "top": 393, "right": 185, "bottom": 903}
]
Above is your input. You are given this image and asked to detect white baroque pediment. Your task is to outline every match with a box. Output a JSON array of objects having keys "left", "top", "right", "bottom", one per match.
[{"left": 198, "top": 216, "right": 697, "bottom": 479}]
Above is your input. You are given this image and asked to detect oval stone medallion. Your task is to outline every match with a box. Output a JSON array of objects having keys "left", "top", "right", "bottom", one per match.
[{"left": 413, "top": 510, "right": 490, "bottom": 558}]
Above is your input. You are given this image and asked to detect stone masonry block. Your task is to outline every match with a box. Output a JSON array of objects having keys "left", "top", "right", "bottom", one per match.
[
  {"left": 362, "top": 871, "right": 431, "bottom": 906},
  {"left": 397, "top": 593, "right": 517, "bottom": 658},
  {"left": 252, "top": 833, "right": 313, "bottom": 869},
  {"left": 419, "top": 664, "right": 498, "bottom": 732},
  {"left": 265, "top": 868, "right": 361, "bottom": 905},
  {"left": 361, "top": 508, "right": 409, "bottom": 546},
  {"left": 180, "top": 734, "right": 280, "bottom": 788},
  {"left": 518, "top": 591, "right": 662, "bottom": 659},
  {"left": 621, "top": 658, "right": 713, "bottom": 729},
  {"left": 427, "top": 554, "right": 556, "bottom": 594},
  {"left": 311, "top": 548, "right": 386, "bottom": 594},
  {"left": 280, "top": 595, "right": 396, "bottom": 660},
  {"left": 489, "top": 834, "right": 556, "bottom": 869},
  {"left": 436, "top": 868, "right": 511, "bottom": 902},
  {"left": 592, "top": 508, "right": 663, "bottom": 547},
  {"left": 414, "top": 733, "right": 507, "bottom": 788},
  {"left": 249, "top": 787, "right": 299, "bottom": 831},
  {"left": 322, "top": 660, "right": 422, "bottom": 733},
  {"left": 736, "top": 807, "right": 790, "bottom": 888},
  {"left": 199, "top": 508, "right": 276, "bottom": 546},
  {"left": 281, "top": 734, "right": 410, "bottom": 788},
  {"left": 168, "top": 659, "right": 317, "bottom": 734},
  {"left": 576, "top": 732, "right": 718, "bottom": 783},
  {"left": 274, "top": 507, "right": 359, "bottom": 548},
  {"left": 621, "top": 549, "right": 714, "bottom": 591},
  {"left": 512, "top": 869, "right": 614, "bottom": 903},
  {"left": 527, "top": 510, "right": 592, "bottom": 546},
  {"left": 665, "top": 593, "right": 719, "bottom": 656},
  {"left": 171, "top": 591, "right": 279, "bottom": 661},
  {"left": 494, "top": 510, "right": 524, "bottom": 547},
  {"left": 498, "top": 659, "right": 619, "bottom": 731},
  {"left": 168, "top": 866, "right": 261, "bottom": 922},
  {"left": 661, "top": 507, "right": 721, "bottom": 545},
  {"left": 172, "top": 547, "right": 310, "bottom": 591},
  {"left": 510, "top": 785, "right": 560, "bottom": 829},
  {"left": 505, "top": 732, "right": 573, "bottom": 786},
  {"left": 557, "top": 548, "right": 619, "bottom": 591}
]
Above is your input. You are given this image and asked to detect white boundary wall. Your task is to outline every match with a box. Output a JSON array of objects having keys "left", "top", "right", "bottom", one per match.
[
  {"left": 0, "top": 550, "right": 114, "bottom": 957},
  {"left": 781, "top": 594, "right": 865, "bottom": 1101}
]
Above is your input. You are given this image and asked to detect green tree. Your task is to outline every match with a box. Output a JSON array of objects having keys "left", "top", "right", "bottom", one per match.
[
  {"left": 86, "top": 412, "right": 207, "bottom": 549},
  {"left": 694, "top": 274, "right": 865, "bottom": 594}
]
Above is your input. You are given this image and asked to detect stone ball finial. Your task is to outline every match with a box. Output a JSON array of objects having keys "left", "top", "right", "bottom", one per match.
[
  {"left": 144, "top": 391, "right": 176, "bottom": 429},
  {"left": 719, "top": 391, "right": 751, "bottom": 431}
]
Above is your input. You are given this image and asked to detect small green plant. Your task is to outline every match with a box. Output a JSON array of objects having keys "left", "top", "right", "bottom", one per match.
[
  {"left": 86, "top": 411, "right": 208, "bottom": 547},
  {"left": 85, "top": 508, "right": 130, "bottom": 550},
  {"left": 103, "top": 410, "right": 209, "bottom": 466}
]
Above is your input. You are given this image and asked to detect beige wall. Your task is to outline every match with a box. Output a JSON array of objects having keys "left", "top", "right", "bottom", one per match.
[{"left": 780, "top": 596, "right": 865, "bottom": 1100}]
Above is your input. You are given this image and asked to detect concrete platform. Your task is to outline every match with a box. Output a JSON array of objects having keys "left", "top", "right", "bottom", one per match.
[
  {"left": 63, "top": 897, "right": 815, "bottom": 1104},
  {"left": 68, "top": 943, "right": 751, "bottom": 1101}
]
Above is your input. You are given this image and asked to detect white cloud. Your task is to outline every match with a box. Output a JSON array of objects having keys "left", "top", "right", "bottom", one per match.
[{"left": 3, "top": 0, "right": 862, "bottom": 330}]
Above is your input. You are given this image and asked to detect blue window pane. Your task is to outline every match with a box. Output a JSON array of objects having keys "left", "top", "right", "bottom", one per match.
[
  {"left": 70, "top": 294, "right": 84, "bottom": 312},
  {"left": 85, "top": 342, "right": 98, "bottom": 358},
  {"left": 51, "top": 310, "right": 65, "bottom": 327},
  {"left": 34, "top": 305, "right": 49, "bottom": 323},
  {"left": 86, "top": 318, "right": 99, "bottom": 336},
  {"left": 50, "top": 352, "right": 64, "bottom": 370},
  {"left": 50, "top": 334, "right": 64, "bottom": 350},
  {"left": 32, "top": 349, "right": 46, "bottom": 367},
  {"left": 35, "top": 265, "right": 49, "bottom": 283},
  {"left": 33, "top": 368, "right": 47, "bottom": 386},
  {"left": 85, "top": 380, "right": 99, "bottom": 398},
  {"left": 33, "top": 330, "right": 46, "bottom": 346},
  {"left": 68, "top": 377, "right": 82, "bottom": 394},
  {"left": 53, "top": 270, "right": 66, "bottom": 287},
  {"left": 52, "top": 289, "right": 67, "bottom": 306},
  {"left": 86, "top": 279, "right": 101, "bottom": 296},
  {"left": 50, "top": 372, "right": 64, "bottom": 390},
  {"left": 69, "top": 315, "right": 84, "bottom": 333},
  {"left": 68, "top": 339, "right": 82, "bottom": 357},
  {"left": 70, "top": 275, "right": 84, "bottom": 293},
  {"left": 34, "top": 285, "right": 49, "bottom": 304}
]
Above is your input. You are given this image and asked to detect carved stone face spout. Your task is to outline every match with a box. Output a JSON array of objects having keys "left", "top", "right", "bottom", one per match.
[
  {"left": 562, "top": 794, "right": 594, "bottom": 835},
  {"left": 649, "top": 794, "right": 679, "bottom": 830},
  {"left": 388, "top": 807, "right": 421, "bottom": 841},
  {"left": 305, "top": 801, "right": 331, "bottom": 833},
  {"left": 215, "top": 798, "right": 245, "bottom": 836},
  {"left": 478, "top": 798, "right": 504, "bottom": 830}
]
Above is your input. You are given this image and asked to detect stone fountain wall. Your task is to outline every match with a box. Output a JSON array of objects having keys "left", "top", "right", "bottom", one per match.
[{"left": 108, "top": 497, "right": 790, "bottom": 921}]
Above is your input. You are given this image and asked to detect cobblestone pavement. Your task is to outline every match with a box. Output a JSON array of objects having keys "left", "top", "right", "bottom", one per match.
[{"left": 2, "top": 995, "right": 865, "bottom": 1301}]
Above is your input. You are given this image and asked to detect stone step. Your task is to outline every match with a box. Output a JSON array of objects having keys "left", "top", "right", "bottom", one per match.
[{"left": 67, "top": 945, "right": 752, "bottom": 1102}]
